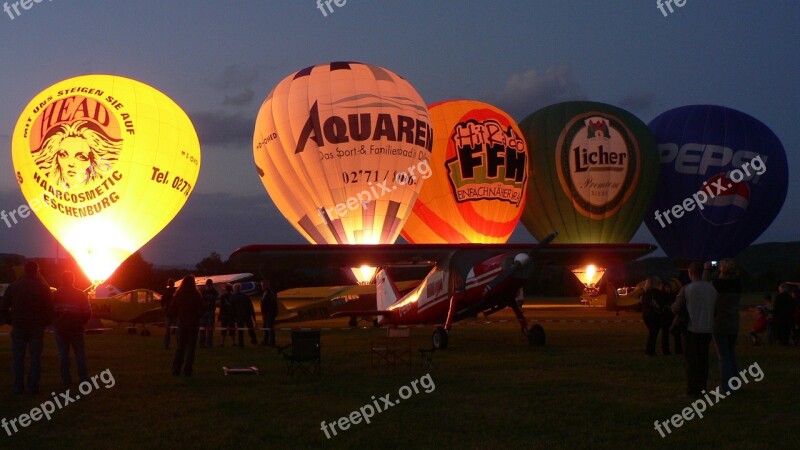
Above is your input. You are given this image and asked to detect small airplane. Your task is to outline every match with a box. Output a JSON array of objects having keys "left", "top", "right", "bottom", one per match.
[
  {"left": 86, "top": 274, "right": 254, "bottom": 335},
  {"left": 89, "top": 289, "right": 164, "bottom": 335},
  {"left": 229, "top": 235, "right": 656, "bottom": 349}
]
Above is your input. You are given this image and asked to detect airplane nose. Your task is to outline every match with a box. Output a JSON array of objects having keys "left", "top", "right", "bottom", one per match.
[{"left": 514, "top": 253, "right": 530, "bottom": 267}]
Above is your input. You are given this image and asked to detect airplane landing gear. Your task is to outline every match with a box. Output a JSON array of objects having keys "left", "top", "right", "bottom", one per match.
[
  {"left": 141, "top": 329, "right": 151, "bottom": 337},
  {"left": 527, "top": 324, "right": 545, "bottom": 346},
  {"left": 509, "top": 300, "right": 546, "bottom": 346},
  {"left": 348, "top": 317, "right": 358, "bottom": 327},
  {"left": 432, "top": 326, "right": 448, "bottom": 350}
]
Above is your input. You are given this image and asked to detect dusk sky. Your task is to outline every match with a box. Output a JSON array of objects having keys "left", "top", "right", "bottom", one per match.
[{"left": 0, "top": 1, "right": 797, "bottom": 267}]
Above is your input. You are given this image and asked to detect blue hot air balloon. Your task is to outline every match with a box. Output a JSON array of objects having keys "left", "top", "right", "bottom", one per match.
[{"left": 644, "top": 105, "right": 788, "bottom": 261}]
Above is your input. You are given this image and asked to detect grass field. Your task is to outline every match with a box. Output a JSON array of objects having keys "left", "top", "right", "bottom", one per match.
[{"left": 0, "top": 305, "right": 797, "bottom": 449}]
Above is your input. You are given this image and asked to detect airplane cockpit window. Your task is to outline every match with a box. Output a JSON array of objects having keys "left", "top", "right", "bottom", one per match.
[
  {"left": 425, "top": 268, "right": 445, "bottom": 299},
  {"left": 130, "top": 291, "right": 142, "bottom": 304},
  {"left": 426, "top": 273, "right": 443, "bottom": 297}
]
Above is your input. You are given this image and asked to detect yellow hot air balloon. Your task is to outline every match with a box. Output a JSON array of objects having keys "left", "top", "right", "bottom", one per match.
[
  {"left": 401, "top": 100, "right": 528, "bottom": 243},
  {"left": 11, "top": 75, "right": 201, "bottom": 283},
  {"left": 253, "top": 62, "right": 432, "bottom": 282}
]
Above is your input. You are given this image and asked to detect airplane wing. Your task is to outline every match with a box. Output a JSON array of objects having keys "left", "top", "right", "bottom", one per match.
[
  {"left": 229, "top": 242, "right": 657, "bottom": 269},
  {"left": 176, "top": 273, "right": 253, "bottom": 287},
  {"left": 278, "top": 285, "right": 352, "bottom": 301},
  {"left": 330, "top": 310, "right": 390, "bottom": 318},
  {"left": 279, "top": 281, "right": 421, "bottom": 301},
  {"left": 276, "top": 280, "right": 421, "bottom": 322}
]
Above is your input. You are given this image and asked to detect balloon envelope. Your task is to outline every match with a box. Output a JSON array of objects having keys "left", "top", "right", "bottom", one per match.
[
  {"left": 401, "top": 100, "right": 528, "bottom": 243},
  {"left": 253, "top": 62, "right": 432, "bottom": 249},
  {"left": 644, "top": 105, "right": 788, "bottom": 260},
  {"left": 518, "top": 101, "right": 659, "bottom": 243},
  {"left": 12, "top": 75, "right": 201, "bottom": 282}
]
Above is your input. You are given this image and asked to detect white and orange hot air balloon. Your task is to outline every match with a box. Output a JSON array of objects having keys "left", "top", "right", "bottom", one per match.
[
  {"left": 401, "top": 100, "right": 529, "bottom": 244},
  {"left": 253, "top": 62, "right": 432, "bottom": 282}
]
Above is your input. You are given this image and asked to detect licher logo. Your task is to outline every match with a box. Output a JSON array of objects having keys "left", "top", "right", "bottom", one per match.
[
  {"left": 556, "top": 113, "right": 639, "bottom": 219},
  {"left": 30, "top": 95, "right": 122, "bottom": 190},
  {"left": 445, "top": 117, "right": 527, "bottom": 205}
]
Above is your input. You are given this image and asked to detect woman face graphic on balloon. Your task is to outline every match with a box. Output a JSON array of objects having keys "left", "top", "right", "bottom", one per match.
[{"left": 34, "top": 120, "right": 121, "bottom": 189}]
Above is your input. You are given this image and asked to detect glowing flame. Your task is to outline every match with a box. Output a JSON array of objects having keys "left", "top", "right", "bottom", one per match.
[
  {"left": 586, "top": 264, "right": 596, "bottom": 285},
  {"left": 61, "top": 218, "right": 133, "bottom": 284},
  {"left": 351, "top": 265, "right": 377, "bottom": 284},
  {"left": 571, "top": 264, "right": 605, "bottom": 287}
]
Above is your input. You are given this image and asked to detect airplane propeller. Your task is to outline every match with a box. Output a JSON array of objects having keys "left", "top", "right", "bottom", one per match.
[{"left": 482, "top": 231, "right": 559, "bottom": 299}]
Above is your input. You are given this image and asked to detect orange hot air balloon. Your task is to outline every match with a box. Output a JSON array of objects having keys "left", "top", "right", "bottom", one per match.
[
  {"left": 11, "top": 75, "right": 201, "bottom": 283},
  {"left": 253, "top": 62, "right": 432, "bottom": 282},
  {"left": 401, "top": 100, "right": 528, "bottom": 243}
]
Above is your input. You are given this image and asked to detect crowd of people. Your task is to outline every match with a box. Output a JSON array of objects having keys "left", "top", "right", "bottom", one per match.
[
  {"left": 749, "top": 284, "right": 800, "bottom": 345},
  {"left": 3, "top": 258, "right": 798, "bottom": 393},
  {"left": 0, "top": 264, "right": 282, "bottom": 393},
  {"left": 641, "top": 259, "right": 799, "bottom": 398},
  {"left": 164, "top": 276, "right": 279, "bottom": 377}
]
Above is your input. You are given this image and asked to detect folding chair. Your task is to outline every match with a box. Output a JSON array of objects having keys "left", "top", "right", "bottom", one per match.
[
  {"left": 282, "top": 331, "right": 321, "bottom": 376},
  {"left": 371, "top": 327, "right": 412, "bottom": 368},
  {"left": 419, "top": 347, "right": 436, "bottom": 370}
]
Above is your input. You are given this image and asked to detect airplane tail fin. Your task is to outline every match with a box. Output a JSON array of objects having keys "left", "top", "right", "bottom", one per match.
[{"left": 375, "top": 269, "right": 400, "bottom": 311}]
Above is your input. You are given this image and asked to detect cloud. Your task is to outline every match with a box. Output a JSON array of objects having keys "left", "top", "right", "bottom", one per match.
[
  {"left": 222, "top": 88, "right": 255, "bottom": 107},
  {"left": 190, "top": 111, "right": 252, "bottom": 147},
  {"left": 490, "top": 64, "right": 586, "bottom": 120},
  {"left": 617, "top": 92, "right": 656, "bottom": 114},
  {"left": 214, "top": 64, "right": 259, "bottom": 90}
]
